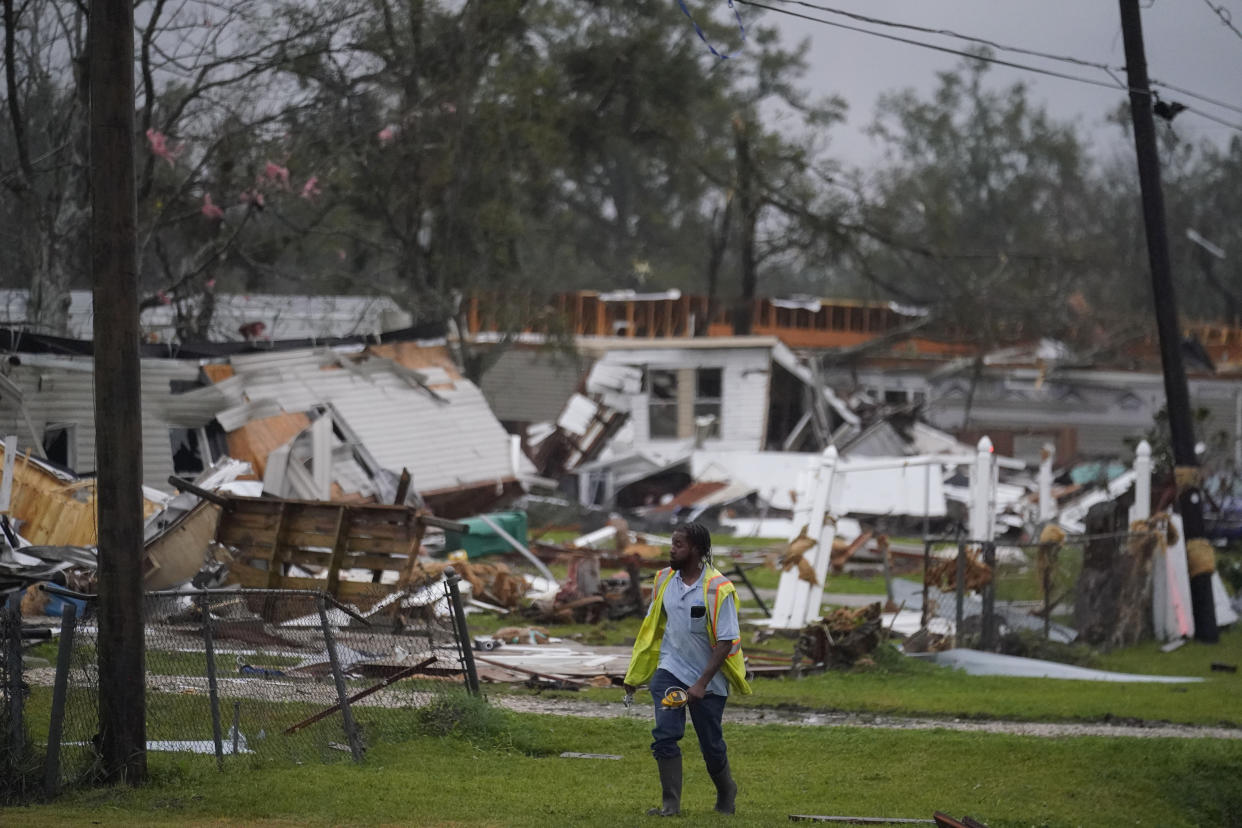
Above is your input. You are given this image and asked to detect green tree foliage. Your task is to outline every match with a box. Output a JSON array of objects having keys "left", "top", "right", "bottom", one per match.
[{"left": 851, "top": 54, "right": 1104, "bottom": 348}]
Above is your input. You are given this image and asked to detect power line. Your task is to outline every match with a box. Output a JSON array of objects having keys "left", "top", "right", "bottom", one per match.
[
  {"left": 733, "top": 0, "right": 1242, "bottom": 134},
  {"left": 1150, "top": 78, "right": 1242, "bottom": 118},
  {"left": 770, "top": 0, "right": 1242, "bottom": 122},
  {"left": 735, "top": 0, "right": 1122, "bottom": 91},
  {"left": 769, "top": 0, "right": 1120, "bottom": 75},
  {"left": 1201, "top": 0, "right": 1242, "bottom": 42}
]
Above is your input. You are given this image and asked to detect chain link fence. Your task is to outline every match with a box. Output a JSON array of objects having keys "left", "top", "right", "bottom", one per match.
[
  {"left": 3, "top": 592, "right": 42, "bottom": 802},
  {"left": 914, "top": 528, "right": 1159, "bottom": 655},
  {"left": 4, "top": 574, "right": 476, "bottom": 803}
]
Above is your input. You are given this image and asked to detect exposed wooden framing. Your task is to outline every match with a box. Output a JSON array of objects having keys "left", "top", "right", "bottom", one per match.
[
  {"left": 215, "top": 495, "right": 459, "bottom": 604},
  {"left": 324, "top": 507, "right": 351, "bottom": 595},
  {"left": 264, "top": 503, "right": 289, "bottom": 589}
]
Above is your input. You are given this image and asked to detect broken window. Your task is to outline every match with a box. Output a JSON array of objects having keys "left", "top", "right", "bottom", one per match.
[
  {"left": 694, "top": 367, "right": 722, "bottom": 439},
  {"left": 42, "top": 423, "right": 76, "bottom": 470},
  {"left": 170, "top": 424, "right": 228, "bottom": 476},
  {"left": 884, "top": 389, "right": 908, "bottom": 404},
  {"left": 647, "top": 368, "right": 678, "bottom": 439}
]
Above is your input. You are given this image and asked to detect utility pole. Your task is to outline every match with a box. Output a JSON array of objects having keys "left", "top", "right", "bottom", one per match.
[
  {"left": 1118, "top": 0, "right": 1217, "bottom": 642},
  {"left": 732, "top": 115, "right": 757, "bottom": 336},
  {"left": 91, "top": 0, "right": 148, "bottom": 780}
]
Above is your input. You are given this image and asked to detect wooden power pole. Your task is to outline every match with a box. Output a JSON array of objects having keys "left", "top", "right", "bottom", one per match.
[
  {"left": 732, "top": 115, "right": 757, "bottom": 336},
  {"left": 90, "top": 0, "right": 148, "bottom": 780},
  {"left": 1118, "top": 0, "right": 1217, "bottom": 642}
]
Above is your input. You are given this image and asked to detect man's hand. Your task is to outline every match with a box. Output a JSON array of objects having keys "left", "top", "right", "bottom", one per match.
[
  {"left": 624, "top": 683, "right": 636, "bottom": 695},
  {"left": 686, "top": 681, "right": 707, "bottom": 703}
]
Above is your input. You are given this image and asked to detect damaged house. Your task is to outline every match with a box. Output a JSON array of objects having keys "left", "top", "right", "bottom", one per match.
[
  {"left": 520, "top": 336, "right": 857, "bottom": 508},
  {"left": 0, "top": 332, "right": 526, "bottom": 526}
]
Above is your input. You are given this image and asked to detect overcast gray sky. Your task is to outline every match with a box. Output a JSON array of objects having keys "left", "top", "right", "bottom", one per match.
[{"left": 747, "top": 1, "right": 1242, "bottom": 168}]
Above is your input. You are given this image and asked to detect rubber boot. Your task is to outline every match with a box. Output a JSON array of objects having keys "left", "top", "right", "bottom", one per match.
[
  {"left": 710, "top": 759, "right": 737, "bottom": 815},
  {"left": 647, "top": 755, "right": 682, "bottom": 816}
]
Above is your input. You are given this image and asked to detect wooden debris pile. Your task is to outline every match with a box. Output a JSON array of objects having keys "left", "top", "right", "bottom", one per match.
[
  {"left": 401, "top": 560, "right": 529, "bottom": 609},
  {"left": 794, "top": 602, "right": 884, "bottom": 670},
  {"left": 528, "top": 549, "right": 645, "bottom": 623},
  {"left": 206, "top": 490, "right": 466, "bottom": 614}
]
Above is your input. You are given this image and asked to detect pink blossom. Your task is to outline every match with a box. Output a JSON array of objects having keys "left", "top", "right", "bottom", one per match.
[
  {"left": 337, "top": 249, "right": 347, "bottom": 261},
  {"left": 145, "top": 129, "right": 183, "bottom": 167},
  {"left": 300, "top": 175, "right": 321, "bottom": 200},
  {"left": 201, "top": 193, "right": 225, "bottom": 221},
  {"left": 205, "top": 278, "right": 216, "bottom": 289},
  {"left": 263, "top": 160, "right": 290, "bottom": 189},
  {"left": 157, "top": 290, "right": 172, "bottom": 305},
  {"left": 440, "top": 101, "right": 457, "bottom": 115},
  {"left": 377, "top": 126, "right": 396, "bottom": 145},
  {"left": 240, "top": 190, "right": 265, "bottom": 209}
]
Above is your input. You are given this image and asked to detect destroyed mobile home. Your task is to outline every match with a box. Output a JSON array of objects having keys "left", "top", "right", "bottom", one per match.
[{"left": 0, "top": 313, "right": 1239, "bottom": 693}]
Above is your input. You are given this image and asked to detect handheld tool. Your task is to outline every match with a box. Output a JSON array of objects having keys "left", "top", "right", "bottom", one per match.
[{"left": 661, "top": 687, "right": 688, "bottom": 708}]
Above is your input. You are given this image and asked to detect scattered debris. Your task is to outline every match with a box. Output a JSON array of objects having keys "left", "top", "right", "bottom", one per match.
[
  {"left": 933, "top": 813, "right": 990, "bottom": 828},
  {"left": 912, "top": 649, "right": 1204, "bottom": 683},
  {"left": 494, "top": 626, "right": 551, "bottom": 645},
  {"left": 788, "top": 815, "right": 935, "bottom": 825},
  {"left": 559, "top": 752, "right": 622, "bottom": 760},
  {"left": 794, "top": 603, "right": 884, "bottom": 670}
]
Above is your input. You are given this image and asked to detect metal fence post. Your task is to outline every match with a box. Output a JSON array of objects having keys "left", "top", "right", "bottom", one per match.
[
  {"left": 43, "top": 601, "right": 77, "bottom": 797},
  {"left": 231, "top": 701, "right": 241, "bottom": 756},
  {"left": 317, "top": 595, "right": 363, "bottom": 761},
  {"left": 1043, "top": 546, "right": 1054, "bottom": 641},
  {"left": 980, "top": 543, "right": 997, "bottom": 651},
  {"left": 5, "top": 592, "right": 23, "bottom": 774},
  {"left": 444, "top": 568, "right": 479, "bottom": 696},
  {"left": 955, "top": 543, "right": 966, "bottom": 644},
  {"left": 199, "top": 594, "right": 225, "bottom": 770},
  {"left": 920, "top": 539, "right": 931, "bottom": 629}
]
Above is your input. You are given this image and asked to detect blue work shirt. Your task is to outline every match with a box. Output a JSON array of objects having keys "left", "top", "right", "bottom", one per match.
[{"left": 655, "top": 568, "right": 740, "bottom": 697}]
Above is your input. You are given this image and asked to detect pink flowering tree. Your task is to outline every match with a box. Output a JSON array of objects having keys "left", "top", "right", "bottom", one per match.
[{"left": 0, "top": 0, "right": 357, "bottom": 337}]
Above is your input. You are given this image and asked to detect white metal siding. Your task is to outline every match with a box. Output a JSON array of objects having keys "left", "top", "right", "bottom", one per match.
[
  {"left": 0, "top": 358, "right": 218, "bottom": 491},
  {"left": 599, "top": 346, "right": 772, "bottom": 452},
  {"left": 222, "top": 350, "right": 515, "bottom": 494}
]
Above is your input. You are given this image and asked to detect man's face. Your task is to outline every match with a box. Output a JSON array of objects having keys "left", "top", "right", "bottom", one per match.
[{"left": 669, "top": 530, "right": 696, "bottom": 571}]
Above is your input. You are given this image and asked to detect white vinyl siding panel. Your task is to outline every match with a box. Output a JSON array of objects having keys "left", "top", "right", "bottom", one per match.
[
  {"left": 0, "top": 358, "right": 216, "bottom": 491},
  {"left": 600, "top": 346, "right": 771, "bottom": 452}
]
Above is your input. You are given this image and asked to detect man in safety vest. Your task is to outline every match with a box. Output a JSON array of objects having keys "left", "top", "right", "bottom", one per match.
[{"left": 624, "top": 522, "right": 751, "bottom": 816}]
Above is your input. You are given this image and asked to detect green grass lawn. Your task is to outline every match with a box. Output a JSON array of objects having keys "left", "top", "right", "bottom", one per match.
[
  {"left": 8, "top": 708, "right": 1241, "bottom": 827},
  {"left": 497, "top": 624, "right": 1242, "bottom": 729}
]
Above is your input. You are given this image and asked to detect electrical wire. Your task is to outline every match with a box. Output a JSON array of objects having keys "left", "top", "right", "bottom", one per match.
[
  {"left": 768, "top": 0, "right": 1119, "bottom": 75},
  {"left": 733, "top": 0, "right": 1242, "bottom": 134},
  {"left": 768, "top": 0, "right": 1242, "bottom": 122},
  {"left": 734, "top": 0, "right": 1123, "bottom": 91},
  {"left": 1150, "top": 78, "right": 1242, "bottom": 118},
  {"left": 1201, "top": 0, "right": 1242, "bottom": 42}
]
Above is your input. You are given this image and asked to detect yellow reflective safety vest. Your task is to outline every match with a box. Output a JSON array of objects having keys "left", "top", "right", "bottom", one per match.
[{"left": 624, "top": 564, "right": 752, "bottom": 695}]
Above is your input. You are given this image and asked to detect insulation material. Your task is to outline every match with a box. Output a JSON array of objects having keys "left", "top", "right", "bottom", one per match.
[{"left": 226, "top": 412, "right": 312, "bottom": 481}]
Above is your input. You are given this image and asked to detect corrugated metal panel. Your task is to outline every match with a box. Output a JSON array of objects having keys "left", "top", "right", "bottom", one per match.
[
  {"left": 224, "top": 358, "right": 513, "bottom": 494},
  {"left": 478, "top": 348, "right": 589, "bottom": 423}
]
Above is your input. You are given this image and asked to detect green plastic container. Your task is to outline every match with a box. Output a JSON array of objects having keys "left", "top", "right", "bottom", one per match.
[{"left": 442, "top": 510, "right": 529, "bottom": 558}]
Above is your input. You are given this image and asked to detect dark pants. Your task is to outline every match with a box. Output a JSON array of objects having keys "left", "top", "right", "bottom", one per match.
[{"left": 648, "top": 668, "right": 728, "bottom": 774}]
